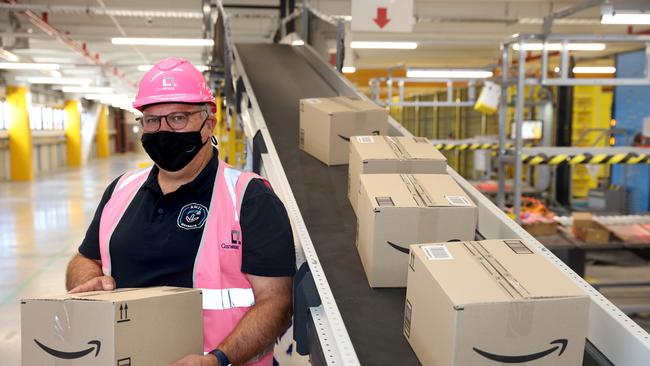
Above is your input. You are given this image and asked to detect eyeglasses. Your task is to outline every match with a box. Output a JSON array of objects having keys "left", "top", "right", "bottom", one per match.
[{"left": 136, "top": 110, "right": 206, "bottom": 132}]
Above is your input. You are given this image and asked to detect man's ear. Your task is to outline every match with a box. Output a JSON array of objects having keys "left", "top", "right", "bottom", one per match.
[{"left": 205, "top": 112, "right": 217, "bottom": 133}]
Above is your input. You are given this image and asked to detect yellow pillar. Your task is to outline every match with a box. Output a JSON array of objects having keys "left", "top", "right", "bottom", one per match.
[
  {"left": 96, "top": 105, "right": 110, "bottom": 158},
  {"left": 7, "top": 86, "right": 33, "bottom": 181},
  {"left": 65, "top": 100, "right": 82, "bottom": 167},
  {"left": 228, "top": 108, "right": 237, "bottom": 165}
]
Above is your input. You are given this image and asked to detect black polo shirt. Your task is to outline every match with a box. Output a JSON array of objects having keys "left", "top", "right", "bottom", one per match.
[{"left": 79, "top": 149, "right": 296, "bottom": 288}]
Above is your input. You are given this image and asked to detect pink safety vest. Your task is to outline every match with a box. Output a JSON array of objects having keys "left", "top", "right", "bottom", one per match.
[{"left": 98, "top": 161, "right": 273, "bottom": 365}]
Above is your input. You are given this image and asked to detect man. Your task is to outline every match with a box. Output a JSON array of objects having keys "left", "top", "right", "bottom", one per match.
[{"left": 65, "top": 57, "right": 295, "bottom": 366}]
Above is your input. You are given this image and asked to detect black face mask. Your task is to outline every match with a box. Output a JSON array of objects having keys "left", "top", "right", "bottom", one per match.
[{"left": 141, "top": 118, "right": 209, "bottom": 172}]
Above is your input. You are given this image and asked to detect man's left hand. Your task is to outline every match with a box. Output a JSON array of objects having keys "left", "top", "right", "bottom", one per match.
[{"left": 168, "top": 354, "right": 219, "bottom": 366}]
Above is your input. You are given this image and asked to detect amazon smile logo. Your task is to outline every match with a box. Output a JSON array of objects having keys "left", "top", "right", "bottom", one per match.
[
  {"left": 473, "top": 339, "right": 567, "bottom": 363},
  {"left": 386, "top": 241, "right": 410, "bottom": 254},
  {"left": 34, "top": 339, "right": 101, "bottom": 359}
]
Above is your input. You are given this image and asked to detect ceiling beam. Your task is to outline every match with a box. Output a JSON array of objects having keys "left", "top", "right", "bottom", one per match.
[{"left": 5, "top": 1, "right": 136, "bottom": 89}]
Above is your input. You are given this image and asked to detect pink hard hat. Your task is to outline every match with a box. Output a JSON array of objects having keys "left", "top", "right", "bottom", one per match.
[{"left": 133, "top": 57, "right": 216, "bottom": 112}]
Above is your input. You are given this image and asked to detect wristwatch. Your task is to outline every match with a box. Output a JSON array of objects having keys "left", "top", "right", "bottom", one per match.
[{"left": 209, "top": 349, "right": 232, "bottom": 366}]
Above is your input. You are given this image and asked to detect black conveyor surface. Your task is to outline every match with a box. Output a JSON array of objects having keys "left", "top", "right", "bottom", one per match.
[{"left": 236, "top": 43, "right": 420, "bottom": 365}]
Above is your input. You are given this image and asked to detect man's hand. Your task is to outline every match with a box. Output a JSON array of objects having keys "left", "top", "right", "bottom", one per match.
[
  {"left": 68, "top": 275, "right": 115, "bottom": 293},
  {"left": 66, "top": 253, "right": 105, "bottom": 291},
  {"left": 168, "top": 354, "right": 219, "bottom": 366}
]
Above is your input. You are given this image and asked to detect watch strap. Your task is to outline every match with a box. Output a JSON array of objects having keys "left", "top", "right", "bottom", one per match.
[{"left": 209, "top": 349, "right": 232, "bottom": 366}]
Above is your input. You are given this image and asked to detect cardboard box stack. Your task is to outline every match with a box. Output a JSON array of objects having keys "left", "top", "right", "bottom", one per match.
[
  {"left": 356, "top": 173, "right": 477, "bottom": 287},
  {"left": 22, "top": 287, "right": 203, "bottom": 366},
  {"left": 299, "top": 96, "right": 388, "bottom": 166},
  {"left": 348, "top": 135, "right": 447, "bottom": 214},
  {"left": 405, "top": 240, "right": 589, "bottom": 366}
]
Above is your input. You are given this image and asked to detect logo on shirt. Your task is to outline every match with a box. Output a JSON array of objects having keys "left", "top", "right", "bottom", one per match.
[
  {"left": 177, "top": 203, "right": 208, "bottom": 230},
  {"left": 221, "top": 229, "right": 242, "bottom": 250}
]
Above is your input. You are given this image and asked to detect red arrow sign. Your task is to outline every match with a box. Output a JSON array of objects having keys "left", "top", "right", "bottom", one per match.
[{"left": 374, "top": 7, "right": 390, "bottom": 29}]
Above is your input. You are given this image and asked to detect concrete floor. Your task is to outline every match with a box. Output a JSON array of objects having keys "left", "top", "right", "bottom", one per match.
[
  {"left": 1, "top": 153, "right": 649, "bottom": 364},
  {"left": 0, "top": 153, "right": 147, "bottom": 365}
]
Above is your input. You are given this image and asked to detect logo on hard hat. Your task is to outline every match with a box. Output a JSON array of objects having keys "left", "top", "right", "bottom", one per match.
[{"left": 162, "top": 76, "right": 177, "bottom": 89}]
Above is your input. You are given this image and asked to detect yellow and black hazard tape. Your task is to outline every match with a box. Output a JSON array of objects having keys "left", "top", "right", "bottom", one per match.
[
  {"left": 521, "top": 152, "right": 650, "bottom": 165},
  {"left": 434, "top": 142, "right": 528, "bottom": 151}
]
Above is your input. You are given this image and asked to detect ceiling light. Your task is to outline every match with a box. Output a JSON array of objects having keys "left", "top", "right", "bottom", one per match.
[
  {"left": 342, "top": 66, "right": 356, "bottom": 74},
  {"left": 0, "top": 62, "right": 60, "bottom": 70},
  {"left": 62, "top": 86, "right": 113, "bottom": 94},
  {"left": 112, "top": 37, "right": 214, "bottom": 46},
  {"left": 0, "top": 48, "right": 19, "bottom": 62},
  {"left": 512, "top": 43, "right": 606, "bottom": 51},
  {"left": 84, "top": 94, "right": 104, "bottom": 100},
  {"left": 601, "top": 4, "right": 650, "bottom": 25},
  {"left": 31, "top": 56, "right": 77, "bottom": 63},
  {"left": 137, "top": 64, "right": 208, "bottom": 72},
  {"left": 291, "top": 40, "right": 305, "bottom": 46},
  {"left": 573, "top": 66, "right": 616, "bottom": 74},
  {"left": 554, "top": 66, "right": 616, "bottom": 74},
  {"left": 351, "top": 41, "right": 418, "bottom": 50},
  {"left": 23, "top": 77, "right": 92, "bottom": 85},
  {"left": 602, "top": 13, "right": 650, "bottom": 24},
  {"left": 407, "top": 69, "right": 493, "bottom": 79}
]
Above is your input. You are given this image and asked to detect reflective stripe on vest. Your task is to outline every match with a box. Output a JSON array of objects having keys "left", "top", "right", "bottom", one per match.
[{"left": 201, "top": 288, "right": 255, "bottom": 310}]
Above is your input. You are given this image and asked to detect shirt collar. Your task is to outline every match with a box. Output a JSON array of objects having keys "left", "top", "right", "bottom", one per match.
[{"left": 143, "top": 147, "right": 219, "bottom": 195}]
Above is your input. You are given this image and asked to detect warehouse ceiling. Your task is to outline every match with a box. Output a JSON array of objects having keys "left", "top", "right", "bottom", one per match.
[{"left": 0, "top": 0, "right": 642, "bottom": 96}]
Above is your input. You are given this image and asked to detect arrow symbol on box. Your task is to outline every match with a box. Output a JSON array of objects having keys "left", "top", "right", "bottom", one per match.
[{"left": 374, "top": 7, "right": 390, "bottom": 28}]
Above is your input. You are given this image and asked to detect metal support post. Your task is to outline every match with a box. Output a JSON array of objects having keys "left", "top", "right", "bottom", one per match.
[
  {"left": 497, "top": 45, "right": 509, "bottom": 209},
  {"left": 301, "top": 0, "right": 309, "bottom": 42},
  {"left": 387, "top": 79, "right": 393, "bottom": 106},
  {"left": 335, "top": 19, "right": 344, "bottom": 72},
  {"left": 646, "top": 42, "right": 650, "bottom": 80},
  {"left": 514, "top": 41, "right": 526, "bottom": 223},
  {"left": 541, "top": 42, "right": 549, "bottom": 84},
  {"left": 468, "top": 81, "right": 476, "bottom": 101},
  {"left": 398, "top": 80, "right": 405, "bottom": 106},
  {"left": 560, "top": 40, "right": 570, "bottom": 80}
]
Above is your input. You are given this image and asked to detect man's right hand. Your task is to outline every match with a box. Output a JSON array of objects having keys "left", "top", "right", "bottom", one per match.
[{"left": 68, "top": 276, "right": 116, "bottom": 293}]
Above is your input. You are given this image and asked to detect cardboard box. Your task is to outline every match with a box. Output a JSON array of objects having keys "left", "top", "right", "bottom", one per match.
[
  {"left": 572, "top": 212, "right": 611, "bottom": 244},
  {"left": 522, "top": 222, "right": 558, "bottom": 236},
  {"left": 405, "top": 240, "right": 589, "bottom": 366},
  {"left": 348, "top": 135, "right": 447, "bottom": 215},
  {"left": 22, "top": 287, "right": 203, "bottom": 366},
  {"left": 356, "top": 173, "right": 477, "bottom": 287},
  {"left": 299, "top": 96, "right": 388, "bottom": 166}
]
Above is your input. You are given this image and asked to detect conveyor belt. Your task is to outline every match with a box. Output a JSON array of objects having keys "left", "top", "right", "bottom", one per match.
[{"left": 236, "top": 43, "right": 420, "bottom": 365}]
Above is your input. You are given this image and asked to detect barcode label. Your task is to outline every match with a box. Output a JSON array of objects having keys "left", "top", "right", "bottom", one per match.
[
  {"left": 356, "top": 136, "right": 375, "bottom": 144},
  {"left": 446, "top": 195, "right": 470, "bottom": 206},
  {"left": 375, "top": 196, "right": 395, "bottom": 207},
  {"left": 504, "top": 239, "right": 533, "bottom": 254},
  {"left": 422, "top": 245, "right": 453, "bottom": 261},
  {"left": 404, "top": 300, "right": 413, "bottom": 338},
  {"left": 299, "top": 129, "right": 305, "bottom": 148}
]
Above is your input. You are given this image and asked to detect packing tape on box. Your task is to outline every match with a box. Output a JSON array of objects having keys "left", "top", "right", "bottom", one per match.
[
  {"left": 386, "top": 136, "right": 412, "bottom": 161},
  {"left": 401, "top": 174, "right": 433, "bottom": 207},
  {"left": 462, "top": 241, "right": 531, "bottom": 299},
  {"left": 330, "top": 96, "right": 364, "bottom": 111},
  {"left": 505, "top": 300, "right": 535, "bottom": 337}
]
